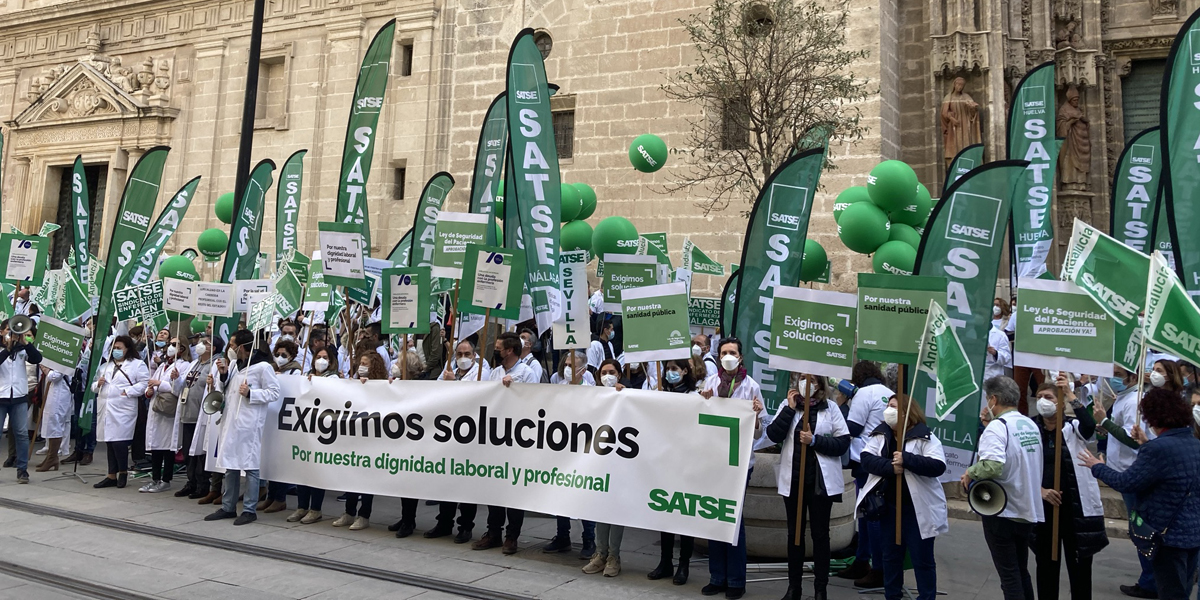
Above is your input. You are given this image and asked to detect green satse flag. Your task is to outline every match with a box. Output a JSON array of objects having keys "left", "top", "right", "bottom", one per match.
[
  {"left": 503, "top": 138, "right": 522, "bottom": 250},
  {"left": 911, "top": 159, "right": 1028, "bottom": 469},
  {"left": 1007, "top": 62, "right": 1057, "bottom": 279},
  {"left": 277, "top": 149, "right": 307, "bottom": 263},
  {"left": 1060, "top": 218, "right": 1150, "bottom": 372},
  {"left": 1145, "top": 250, "right": 1200, "bottom": 366},
  {"left": 639, "top": 233, "right": 672, "bottom": 269},
  {"left": 61, "top": 265, "right": 91, "bottom": 323},
  {"left": 719, "top": 270, "right": 739, "bottom": 337},
  {"left": 1160, "top": 8, "right": 1200, "bottom": 298},
  {"left": 82, "top": 146, "right": 171, "bottom": 434},
  {"left": 70, "top": 156, "right": 90, "bottom": 291},
  {"left": 1110, "top": 127, "right": 1162, "bottom": 254},
  {"left": 917, "top": 300, "right": 980, "bottom": 420},
  {"left": 388, "top": 228, "right": 414, "bottom": 267},
  {"left": 1152, "top": 192, "right": 1174, "bottom": 270},
  {"left": 215, "top": 159, "right": 276, "bottom": 344},
  {"left": 945, "top": 143, "right": 984, "bottom": 195},
  {"left": 123, "top": 176, "right": 200, "bottom": 288},
  {"left": 682, "top": 238, "right": 724, "bottom": 276},
  {"left": 730, "top": 148, "right": 823, "bottom": 410},
  {"left": 335, "top": 20, "right": 396, "bottom": 256},
  {"left": 408, "top": 172, "right": 454, "bottom": 296},
  {"left": 506, "top": 28, "right": 562, "bottom": 334},
  {"left": 470, "top": 93, "right": 508, "bottom": 246},
  {"left": 274, "top": 263, "right": 304, "bottom": 317}
]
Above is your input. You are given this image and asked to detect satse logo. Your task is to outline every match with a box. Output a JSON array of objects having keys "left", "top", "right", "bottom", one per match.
[
  {"left": 944, "top": 192, "right": 1002, "bottom": 247},
  {"left": 765, "top": 183, "right": 807, "bottom": 232},
  {"left": 511, "top": 63, "right": 541, "bottom": 105},
  {"left": 1191, "top": 30, "right": 1200, "bottom": 65},
  {"left": 1022, "top": 85, "right": 1046, "bottom": 115},
  {"left": 1130, "top": 144, "right": 1155, "bottom": 165}
]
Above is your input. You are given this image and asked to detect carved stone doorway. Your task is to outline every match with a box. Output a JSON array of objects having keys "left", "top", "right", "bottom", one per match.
[{"left": 47, "top": 163, "right": 107, "bottom": 268}]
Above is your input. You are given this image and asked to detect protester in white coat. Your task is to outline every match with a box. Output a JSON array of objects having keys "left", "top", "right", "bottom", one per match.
[
  {"left": 855, "top": 394, "right": 948, "bottom": 600},
  {"left": 437, "top": 340, "right": 491, "bottom": 382},
  {"left": 92, "top": 335, "right": 149, "bottom": 489},
  {"left": 142, "top": 338, "right": 191, "bottom": 493},
  {"left": 35, "top": 366, "right": 73, "bottom": 472},
  {"left": 985, "top": 322, "right": 1013, "bottom": 381},
  {"left": 204, "top": 330, "right": 280, "bottom": 526}
]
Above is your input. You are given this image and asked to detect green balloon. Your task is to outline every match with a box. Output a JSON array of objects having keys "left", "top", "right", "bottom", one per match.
[
  {"left": 837, "top": 202, "right": 891, "bottom": 254},
  {"left": 833, "top": 186, "right": 871, "bottom": 224},
  {"left": 215, "top": 192, "right": 236, "bottom": 225},
  {"left": 799, "top": 239, "right": 828, "bottom": 282},
  {"left": 561, "top": 220, "right": 594, "bottom": 252},
  {"left": 197, "top": 228, "right": 228, "bottom": 259},
  {"left": 494, "top": 196, "right": 505, "bottom": 221},
  {"left": 867, "top": 160, "right": 918, "bottom": 214},
  {"left": 160, "top": 255, "right": 199, "bottom": 282},
  {"left": 592, "top": 216, "right": 639, "bottom": 258},
  {"left": 888, "top": 223, "right": 922, "bottom": 250},
  {"left": 629, "top": 134, "right": 668, "bottom": 173},
  {"left": 191, "top": 318, "right": 210, "bottom": 335},
  {"left": 889, "top": 183, "right": 932, "bottom": 226},
  {"left": 560, "top": 183, "right": 583, "bottom": 222},
  {"left": 492, "top": 220, "right": 503, "bottom": 244},
  {"left": 574, "top": 183, "right": 597, "bottom": 220},
  {"left": 872, "top": 240, "right": 916, "bottom": 276}
]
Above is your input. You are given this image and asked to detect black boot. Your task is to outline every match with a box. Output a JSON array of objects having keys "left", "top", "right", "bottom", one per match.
[
  {"left": 672, "top": 562, "right": 689, "bottom": 585},
  {"left": 647, "top": 558, "right": 673, "bottom": 580},
  {"left": 117, "top": 472, "right": 128, "bottom": 488}
]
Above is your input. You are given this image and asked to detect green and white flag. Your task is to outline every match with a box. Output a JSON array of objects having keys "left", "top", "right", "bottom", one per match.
[
  {"left": 1145, "top": 250, "right": 1200, "bottom": 366},
  {"left": 60, "top": 265, "right": 92, "bottom": 323},
  {"left": 1111, "top": 127, "right": 1162, "bottom": 254},
  {"left": 274, "top": 263, "right": 304, "bottom": 317},
  {"left": 113, "top": 280, "right": 164, "bottom": 323},
  {"left": 35, "top": 316, "right": 85, "bottom": 375},
  {"left": 1061, "top": 218, "right": 1150, "bottom": 372},
  {"left": 639, "top": 233, "right": 672, "bottom": 269},
  {"left": 335, "top": 20, "right": 396, "bottom": 255},
  {"left": 215, "top": 159, "right": 275, "bottom": 344},
  {"left": 1013, "top": 277, "right": 1115, "bottom": 376},
  {"left": 459, "top": 244, "right": 526, "bottom": 320},
  {"left": 506, "top": 28, "right": 562, "bottom": 334},
  {"left": 689, "top": 297, "right": 721, "bottom": 329},
  {"left": 918, "top": 300, "right": 980, "bottom": 420},
  {"left": 602, "top": 253, "right": 657, "bottom": 313},
  {"left": 620, "top": 281, "right": 692, "bottom": 363},
  {"left": 123, "top": 176, "right": 200, "bottom": 288},
  {"left": 409, "top": 172, "right": 455, "bottom": 291},
  {"left": 69, "top": 156, "right": 90, "bottom": 289},
  {"left": 768, "top": 286, "right": 857, "bottom": 379},
  {"left": 432, "top": 212, "right": 489, "bottom": 280},
  {"left": 553, "top": 250, "right": 590, "bottom": 349},
  {"left": 681, "top": 238, "right": 724, "bottom": 276},
  {"left": 302, "top": 259, "right": 331, "bottom": 312},
  {"left": 382, "top": 267, "right": 431, "bottom": 335},
  {"left": 470, "top": 93, "right": 508, "bottom": 246},
  {"left": 276, "top": 149, "right": 307, "bottom": 262},
  {"left": 1160, "top": 8, "right": 1200, "bottom": 297},
  {"left": 1007, "top": 62, "right": 1058, "bottom": 279},
  {"left": 945, "top": 143, "right": 984, "bottom": 194}
]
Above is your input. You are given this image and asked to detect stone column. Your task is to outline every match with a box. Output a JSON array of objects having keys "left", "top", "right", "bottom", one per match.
[
  {"left": 8, "top": 156, "right": 30, "bottom": 232},
  {"left": 98, "top": 148, "right": 130, "bottom": 256}
]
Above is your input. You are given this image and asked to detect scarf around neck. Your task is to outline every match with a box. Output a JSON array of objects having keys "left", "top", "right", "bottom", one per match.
[{"left": 717, "top": 366, "right": 747, "bottom": 398}]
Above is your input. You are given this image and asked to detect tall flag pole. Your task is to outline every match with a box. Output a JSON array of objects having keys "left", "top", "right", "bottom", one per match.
[
  {"left": 1006, "top": 61, "right": 1057, "bottom": 281},
  {"left": 276, "top": 149, "right": 307, "bottom": 263},
  {"left": 1159, "top": 7, "right": 1200, "bottom": 298},
  {"left": 214, "top": 159, "right": 276, "bottom": 344},
  {"left": 470, "top": 93, "right": 509, "bottom": 245},
  {"left": 232, "top": 0, "right": 266, "bottom": 218},
  {"left": 70, "top": 156, "right": 90, "bottom": 292}
]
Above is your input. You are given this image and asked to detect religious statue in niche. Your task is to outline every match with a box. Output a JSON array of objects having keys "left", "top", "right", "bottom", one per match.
[
  {"left": 1055, "top": 19, "right": 1082, "bottom": 49},
  {"left": 1057, "top": 86, "right": 1091, "bottom": 187},
  {"left": 940, "top": 76, "right": 981, "bottom": 167}
]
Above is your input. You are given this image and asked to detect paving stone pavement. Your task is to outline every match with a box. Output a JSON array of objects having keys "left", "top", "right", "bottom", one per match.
[{"left": 0, "top": 454, "right": 1142, "bottom": 600}]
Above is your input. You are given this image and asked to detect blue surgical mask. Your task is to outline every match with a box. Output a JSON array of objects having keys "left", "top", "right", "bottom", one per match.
[
  {"left": 155, "top": 340, "right": 167, "bottom": 348},
  {"left": 112, "top": 349, "right": 125, "bottom": 361},
  {"left": 1109, "top": 377, "right": 1127, "bottom": 393},
  {"left": 665, "top": 370, "right": 682, "bottom": 385}
]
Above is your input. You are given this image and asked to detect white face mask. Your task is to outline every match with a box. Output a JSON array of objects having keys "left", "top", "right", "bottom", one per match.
[
  {"left": 280, "top": 334, "right": 294, "bottom": 343},
  {"left": 720, "top": 354, "right": 740, "bottom": 372},
  {"left": 166, "top": 345, "right": 178, "bottom": 357},
  {"left": 1150, "top": 371, "right": 1167, "bottom": 388},
  {"left": 391, "top": 363, "right": 403, "bottom": 377},
  {"left": 314, "top": 358, "right": 330, "bottom": 372},
  {"left": 195, "top": 343, "right": 208, "bottom": 357},
  {"left": 883, "top": 406, "right": 899, "bottom": 427},
  {"left": 275, "top": 355, "right": 289, "bottom": 367},
  {"left": 1037, "top": 398, "right": 1058, "bottom": 417},
  {"left": 1193, "top": 404, "right": 1200, "bottom": 427},
  {"left": 227, "top": 346, "right": 239, "bottom": 362},
  {"left": 456, "top": 357, "right": 474, "bottom": 371},
  {"left": 601, "top": 374, "right": 618, "bottom": 388},
  {"left": 691, "top": 344, "right": 703, "bottom": 357},
  {"left": 563, "top": 366, "right": 574, "bottom": 381},
  {"left": 358, "top": 365, "right": 370, "bottom": 377},
  {"left": 407, "top": 347, "right": 418, "bottom": 355},
  {"left": 993, "top": 306, "right": 1001, "bottom": 317}
]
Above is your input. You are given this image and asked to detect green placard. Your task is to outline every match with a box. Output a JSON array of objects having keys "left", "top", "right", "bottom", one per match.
[
  {"left": 814, "top": 260, "right": 832, "bottom": 284},
  {"left": 459, "top": 244, "right": 525, "bottom": 320},
  {"left": 112, "top": 280, "right": 164, "bottom": 323},
  {"left": 1014, "top": 278, "right": 1115, "bottom": 375},
  {"left": 0, "top": 234, "right": 49, "bottom": 286},
  {"left": 601, "top": 253, "right": 657, "bottom": 313},
  {"left": 620, "top": 282, "right": 692, "bottom": 362},
  {"left": 248, "top": 293, "right": 277, "bottom": 332},
  {"left": 769, "top": 286, "right": 858, "bottom": 379},
  {"left": 689, "top": 296, "right": 721, "bottom": 328},
  {"left": 346, "top": 272, "right": 380, "bottom": 307},
  {"left": 318, "top": 221, "right": 366, "bottom": 288},
  {"left": 431, "top": 212, "right": 490, "bottom": 280},
  {"left": 35, "top": 316, "right": 85, "bottom": 375},
  {"left": 302, "top": 259, "right": 331, "bottom": 311},
  {"left": 274, "top": 264, "right": 304, "bottom": 316},
  {"left": 640, "top": 233, "right": 672, "bottom": 269},
  {"left": 382, "top": 267, "right": 431, "bottom": 335},
  {"left": 856, "top": 273, "right": 948, "bottom": 363}
]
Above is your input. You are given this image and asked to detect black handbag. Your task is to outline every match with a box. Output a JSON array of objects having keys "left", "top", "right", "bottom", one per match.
[
  {"left": 860, "top": 484, "right": 888, "bottom": 520},
  {"left": 1128, "top": 481, "right": 1194, "bottom": 560}
]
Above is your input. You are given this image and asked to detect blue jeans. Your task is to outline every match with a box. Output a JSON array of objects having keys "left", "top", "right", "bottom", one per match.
[
  {"left": 222, "top": 469, "right": 260, "bottom": 515},
  {"left": 0, "top": 400, "right": 29, "bottom": 471},
  {"left": 1123, "top": 492, "right": 1158, "bottom": 593},
  {"left": 855, "top": 471, "right": 885, "bottom": 568},
  {"left": 880, "top": 502, "right": 937, "bottom": 600},
  {"left": 555, "top": 516, "right": 595, "bottom": 543},
  {"left": 709, "top": 468, "right": 751, "bottom": 588}
]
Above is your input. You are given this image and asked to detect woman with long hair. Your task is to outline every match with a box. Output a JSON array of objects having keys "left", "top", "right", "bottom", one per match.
[
  {"left": 142, "top": 337, "right": 192, "bottom": 493},
  {"left": 332, "top": 351, "right": 389, "bottom": 531},
  {"left": 1150, "top": 359, "right": 1184, "bottom": 397},
  {"left": 92, "top": 335, "right": 149, "bottom": 489},
  {"left": 287, "top": 346, "right": 340, "bottom": 525},
  {"left": 647, "top": 359, "right": 700, "bottom": 585}
]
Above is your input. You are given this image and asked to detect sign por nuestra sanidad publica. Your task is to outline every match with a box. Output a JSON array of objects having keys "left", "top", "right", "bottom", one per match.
[
  {"left": 35, "top": 316, "right": 86, "bottom": 375},
  {"left": 459, "top": 244, "right": 526, "bottom": 320},
  {"left": 162, "top": 278, "right": 197, "bottom": 315},
  {"left": 431, "top": 212, "right": 490, "bottom": 280},
  {"left": 553, "top": 250, "right": 590, "bottom": 349},
  {"left": 318, "top": 221, "right": 366, "bottom": 288},
  {"left": 620, "top": 282, "right": 692, "bottom": 363},
  {"left": 382, "top": 266, "right": 431, "bottom": 335},
  {"left": 234, "top": 279, "right": 273, "bottom": 313},
  {"left": 602, "top": 253, "right": 657, "bottom": 313},
  {"left": 0, "top": 233, "right": 49, "bottom": 286},
  {"left": 856, "top": 273, "right": 948, "bottom": 364},
  {"left": 1014, "top": 277, "right": 1115, "bottom": 377},
  {"left": 768, "top": 286, "right": 858, "bottom": 380},
  {"left": 112, "top": 280, "right": 163, "bottom": 323}
]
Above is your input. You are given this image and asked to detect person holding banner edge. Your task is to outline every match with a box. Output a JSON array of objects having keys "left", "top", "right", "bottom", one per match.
[
  {"left": 430, "top": 340, "right": 485, "bottom": 544},
  {"left": 0, "top": 317, "right": 42, "bottom": 483},
  {"left": 383, "top": 349, "right": 426, "bottom": 538},
  {"left": 545, "top": 351, "right": 598, "bottom": 559},
  {"left": 287, "top": 345, "right": 340, "bottom": 525},
  {"left": 332, "top": 351, "right": 389, "bottom": 532}
]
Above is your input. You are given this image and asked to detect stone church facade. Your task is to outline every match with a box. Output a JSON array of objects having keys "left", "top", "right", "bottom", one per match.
[{"left": 0, "top": 0, "right": 1188, "bottom": 295}]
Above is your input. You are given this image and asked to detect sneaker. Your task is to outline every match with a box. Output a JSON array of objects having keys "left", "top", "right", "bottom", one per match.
[
  {"left": 582, "top": 553, "right": 607, "bottom": 574},
  {"left": 139, "top": 480, "right": 159, "bottom": 493},
  {"left": 1120, "top": 585, "right": 1158, "bottom": 599},
  {"left": 502, "top": 537, "right": 519, "bottom": 555},
  {"left": 149, "top": 481, "right": 171, "bottom": 493},
  {"left": 16, "top": 470, "right": 28, "bottom": 484},
  {"left": 543, "top": 536, "right": 572, "bottom": 553},
  {"left": 472, "top": 531, "right": 502, "bottom": 551},
  {"left": 286, "top": 508, "right": 308, "bottom": 523},
  {"left": 336, "top": 493, "right": 348, "bottom": 502},
  {"left": 234, "top": 512, "right": 257, "bottom": 526},
  {"left": 300, "top": 510, "right": 323, "bottom": 525},
  {"left": 453, "top": 529, "right": 472, "bottom": 544},
  {"left": 331, "top": 513, "right": 355, "bottom": 527},
  {"left": 579, "top": 540, "right": 596, "bottom": 560},
  {"left": 603, "top": 555, "right": 621, "bottom": 577},
  {"left": 204, "top": 509, "right": 237, "bottom": 521},
  {"left": 35, "top": 446, "right": 47, "bottom": 455},
  {"left": 349, "top": 516, "right": 369, "bottom": 531}
]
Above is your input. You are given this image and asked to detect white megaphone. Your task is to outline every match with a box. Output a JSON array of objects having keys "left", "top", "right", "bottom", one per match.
[
  {"left": 202, "top": 391, "right": 224, "bottom": 416},
  {"left": 9, "top": 314, "right": 33, "bottom": 336},
  {"left": 968, "top": 480, "right": 1008, "bottom": 517}
]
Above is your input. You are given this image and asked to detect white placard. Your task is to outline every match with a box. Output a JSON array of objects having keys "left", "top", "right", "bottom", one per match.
[
  {"left": 162, "top": 278, "right": 197, "bottom": 314},
  {"left": 196, "top": 282, "right": 235, "bottom": 318},
  {"left": 5, "top": 238, "right": 36, "bottom": 282},
  {"left": 470, "top": 249, "right": 512, "bottom": 310},
  {"left": 386, "top": 272, "right": 420, "bottom": 331},
  {"left": 235, "top": 279, "right": 274, "bottom": 313},
  {"left": 320, "top": 228, "right": 365, "bottom": 283},
  {"left": 553, "top": 250, "right": 591, "bottom": 349}
]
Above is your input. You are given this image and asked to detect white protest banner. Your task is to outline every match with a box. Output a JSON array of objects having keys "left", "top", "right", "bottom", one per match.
[
  {"left": 553, "top": 250, "right": 590, "bottom": 349},
  {"left": 235, "top": 279, "right": 274, "bottom": 313},
  {"left": 318, "top": 221, "right": 366, "bottom": 288},
  {"left": 196, "top": 282, "right": 235, "bottom": 318},
  {"left": 162, "top": 278, "right": 197, "bottom": 315},
  {"left": 263, "top": 375, "right": 754, "bottom": 542}
]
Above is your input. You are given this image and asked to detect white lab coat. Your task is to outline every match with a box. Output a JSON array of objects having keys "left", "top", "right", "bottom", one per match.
[
  {"left": 40, "top": 370, "right": 74, "bottom": 440},
  {"left": 519, "top": 353, "right": 545, "bottom": 382},
  {"left": 91, "top": 359, "right": 149, "bottom": 442},
  {"left": 855, "top": 430, "right": 950, "bottom": 539},
  {"left": 437, "top": 359, "right": 491, "bottom": 381},
  {"left": 702, "top": 372, "right": 765, "bottom": 469},
  {"left": 146, "top": 360, "right": 189, "bottom": 451},
  {"left": 771, "top": 401, "right": 849, "bottom": 499},
  {"left": 1106, "top": 387, "right": 1153, "bottom": 472},
  {"left": 586, "top": 339, "right": 617, "bottom": 370},
  {"left": 1054, "top": 418, "right": 1105, "bottom": 518},
  {"left": 188, "top": 361, "right": 220, "bottom": 456},
  {"left": 213, "top": 356, "right": 281, "bottom": 471},
  {"left": 984, "top": 325, "right": 1012, "bottom": 380}
]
